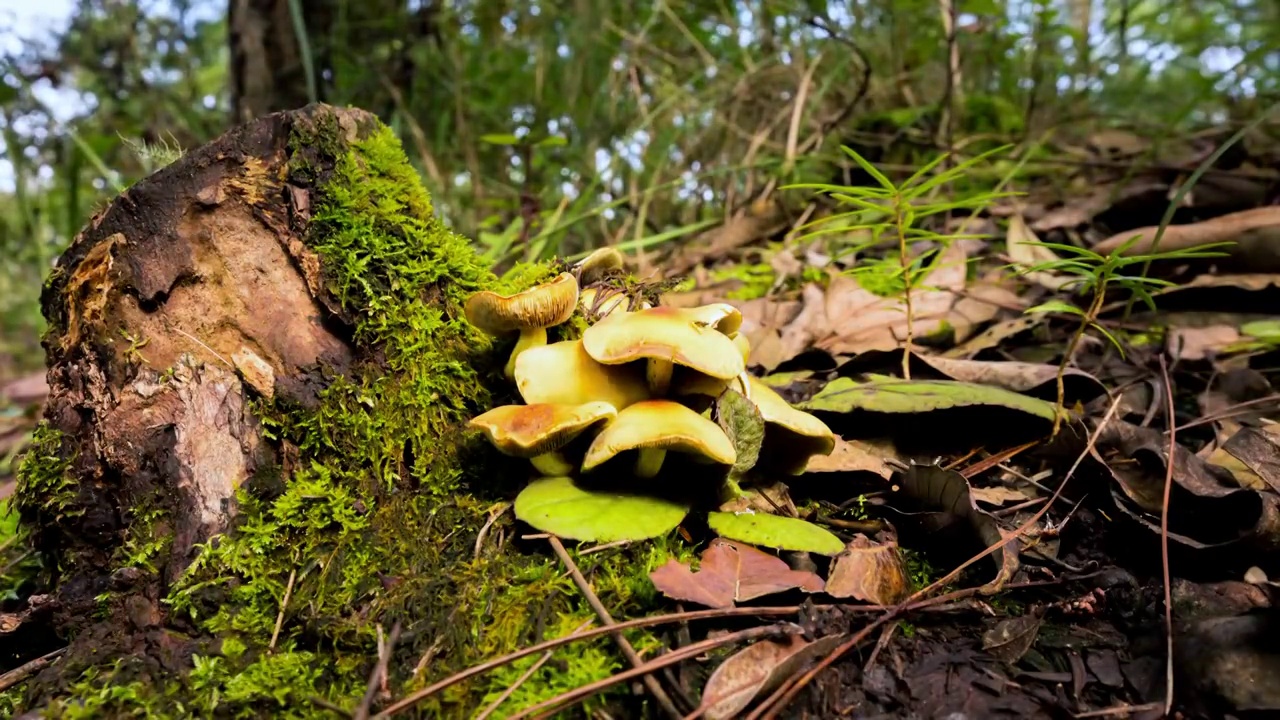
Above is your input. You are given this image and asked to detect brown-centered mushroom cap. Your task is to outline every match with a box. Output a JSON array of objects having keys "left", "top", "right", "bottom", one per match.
[
  {"left": 514, "top": 339, "right": 650, "bottom": 410},
  {"left": 465, "top": 272, "right": 579, "bottom": 335},
  {"left": 470, "top": 401, "right": 616, "bottom": 456},
  {"left": 582, "top": 399, "right": 736, "bottom": 478},
  {"left": 747, "top": 376, "right": 835, "bottom": 474},
  {"left": 471, "top": 400, "right": 617, "bottom": 476},
  {"left": 581, "top": 306, "right": 745, "bottom": 394}
]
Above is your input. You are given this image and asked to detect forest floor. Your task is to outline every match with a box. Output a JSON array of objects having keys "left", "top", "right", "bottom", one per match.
[{"left": 3, "top": 126, "right": 1280, "bottom": 719}]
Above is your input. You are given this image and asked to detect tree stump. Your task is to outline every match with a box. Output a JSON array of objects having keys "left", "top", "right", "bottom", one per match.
[{"left": 5, "top": 104, "right": 660, "bottom": 718}]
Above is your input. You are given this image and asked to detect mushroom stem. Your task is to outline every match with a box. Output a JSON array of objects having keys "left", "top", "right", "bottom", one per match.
[
  {"left": 504, "top": 327, "right": 549, "bottom": 380},
  {"left": 646, "top": 358, "right": 674, "bottom": 395},
  {"left": 635, "top": 448, "right": 667, "bottom": 478},
  {"left": 530, "top": 451, "right": 574, "bottom": 476},
  {"left": 736, "top": 371, "right": 752, "bottom": 400}
]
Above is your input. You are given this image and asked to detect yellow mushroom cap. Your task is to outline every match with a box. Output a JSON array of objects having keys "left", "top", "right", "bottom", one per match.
[
  {"left": 685, "top": 303, "right": 743, "bottom": 336},
  {"left": 464, "top": 272, "right": 579, "bottom": 335},
  {"left": 574, "top": 247, "right": 626, "bottom": 284},
  {"left": 582, "top": 399, "right": 736, "bottom": 472},
  {"left": 581, "top": 306, "right": 746, "bottom": 380},
  {"left": 470, "top": 401, "right": 617, "bottom": 457},
  {"left": 747, "top": 376, "right": 836, "bottom": 474},
  {"left": 514, "top": 339, "right": 650, "bottom": 410}
]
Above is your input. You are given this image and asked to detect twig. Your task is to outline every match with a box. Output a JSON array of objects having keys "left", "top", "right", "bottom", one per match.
[
  {"left": 1157, "top": 356, "right": 1176, "bottom": 715},
  {"left": 1073, "top": 702, "right": 1163, "bottom": 718},
  {"left": 510, "top": 624, "right": 802, "bottom": 720},
  {"left": 373, "top": 606, "right": 802, "bottom": 718},
  {"left": 0, "top": 647, "right": 66, "bottom": 693},
  {"left": 578, "top": 538, "right": 634, "bottom": 556},
  {"left": 474, "top": 619, "right": 595, "bottom": 720},
  {"left": 474, "top": 502, "right": 511, "bottom": 559},
  {"left": 752, "top": 396, "right": 1126, "bottom": 719},
  {"left": 1173, "top": 393, "right": 1280, "bottom": 432},
  {"left": 269, "top": 568, "right": 297, "bottom": 651},
  {"left": 353, "top": 621, "right": 402, "bottom": 720},
  {"left": 863, "top": 622, "right": 896, "bottom": 673},
  {"left": 548, "top": 536, "right": 682, "bottom": 720}
]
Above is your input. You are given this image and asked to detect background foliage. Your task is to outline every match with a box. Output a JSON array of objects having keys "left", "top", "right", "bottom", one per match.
[{"left": 1, "top": 0, "right": 1277, "bottom": 373}]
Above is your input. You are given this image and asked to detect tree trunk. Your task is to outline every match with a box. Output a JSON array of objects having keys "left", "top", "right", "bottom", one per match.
[
  {"left": 228, "top": 0, "right": 318, "bottom": 122},
  {"left": 4, "top": 104, "right": 624, "bottom": 718}
]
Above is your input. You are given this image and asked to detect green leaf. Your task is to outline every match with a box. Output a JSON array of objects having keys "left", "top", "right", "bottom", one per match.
[
  {"left": 535, "top": 135, "right": 568, "bottom": 147},
  {"left": 479, "top": 133, "right": 521, "bottom": 146},
  {"left": 800, "top": 378, "right": 1062, "bottom": 423},
  {"left": 514, "top": 477, "right": 690, "bottom": 542},
  {"left": 1025, "top": 300, "right": 1084, "bottom": 316},
  {"left": 1241, "top": 319, "right": 1280, "bottom": 342},
  {"left": 715, "top": 388, "right": 766, "bottom": 484},
  {"left": 839, "top": 146, "right": 897, "bottom": 192},
  {"left": 707, "top": 511, "right": 845, "bottom": 556}
]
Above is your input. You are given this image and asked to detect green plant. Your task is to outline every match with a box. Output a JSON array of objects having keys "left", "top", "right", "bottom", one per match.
[
  {"left": 1014, "top": 236, "right": 1232, "bottom": 432},
  {"left": 786, "top": 145, "right": 1017, "bottom": 378}
]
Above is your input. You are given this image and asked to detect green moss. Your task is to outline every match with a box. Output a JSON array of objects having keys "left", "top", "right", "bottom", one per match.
[{"left": 14, "top": 422, "right": 78, "bottom": 528}]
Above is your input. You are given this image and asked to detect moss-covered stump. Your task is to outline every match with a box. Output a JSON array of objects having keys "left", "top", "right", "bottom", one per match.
[{"left": 6, "top": 104, "right": 679, "bottom": 718}]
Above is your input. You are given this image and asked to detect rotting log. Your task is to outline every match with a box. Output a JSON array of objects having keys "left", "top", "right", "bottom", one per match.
[{"left": 4, "top": 104, "right": 680, "bottom": 718}]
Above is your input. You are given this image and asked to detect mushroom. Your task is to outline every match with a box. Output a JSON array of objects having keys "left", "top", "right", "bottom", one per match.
[
  {"left": 685, "top": 302, "right": 743, "bottom": 336},
  {"left": 573, "top": 246, "right": 626, "bottom": 284},
  {"left": 513, "top": 339, "right": 650, "bottom": 411},
  {"left": 464, "top": 272, "right": 580, "bottom": 380},
  {"left": 581, "top": 306, "right": 746, "bottom": 396},
  {"left": 746, "top": 376, "right": 836, "bottom": 474},
  {"left": 471, "top": 401, "right": 617, "bottom": 475},
  {"left": 582, "top": 399, "right": 737, "bottom": 478}
]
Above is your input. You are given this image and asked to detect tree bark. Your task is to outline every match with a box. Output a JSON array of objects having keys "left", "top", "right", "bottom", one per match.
[
  {"left": 6, "top": 103, "right": 547, "bottom": 716},
  {"left": 228, "top": 0, "right": 317, "bottom": 122}
]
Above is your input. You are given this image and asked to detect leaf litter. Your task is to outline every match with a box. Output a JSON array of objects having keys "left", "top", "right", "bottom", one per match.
[{"left": 478, "top": 136, "right": 1280, "bottom": 720}]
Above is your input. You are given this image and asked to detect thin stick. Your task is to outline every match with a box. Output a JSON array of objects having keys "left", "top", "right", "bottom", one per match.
[
  {"left": 353, "top": 621, "right": 401, "bottom": 720},
  {"left": 0, "top": 647, "right": 66, "bottom": 693},
  {"left": 548, "top": 536, "right": 682, "bottom": 720},
  {"left": 511, "top": 624, "right": 801, "bottom": 720},
  {"left": 1157, "top": 356, "right": 1176, "bottom": 715},
  {"left": 753, "top": 397, "right": 1126, "bottom": 720},
  {"left": 373, "top": 606, "right": 801, "bottom": 718},
  {"left": 474, "top": 619, "right": 594, "bottom": 720},
  {"left": 269, "top": 568, "right": 297, "bottom": 651}
]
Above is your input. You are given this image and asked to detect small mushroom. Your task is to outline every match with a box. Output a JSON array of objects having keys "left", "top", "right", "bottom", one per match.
[
  {"left": 747, "top": 376, "right": 836, "bottom": 474},
  {"left": 582, "top": 399, "right": 736, "bottom": 478},
  {"left": 471, "top": 401, "right": 617, "bottom": 475},
  {"left": 573, "top": 247, "right": 626, "bottom": 284},
  {"left": 513, "top": 339, "right": 650, "bottom": 411},
  {"left": 464, "top": 272, "right": 580, "bottom": 380},
  {"left": 581, "top": 306, "right": 746, "bottom": 396}
]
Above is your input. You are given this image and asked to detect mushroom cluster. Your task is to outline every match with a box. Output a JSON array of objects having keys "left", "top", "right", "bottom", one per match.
[{"left": 463, "top": 249, "right": 838, "bottom": 541}]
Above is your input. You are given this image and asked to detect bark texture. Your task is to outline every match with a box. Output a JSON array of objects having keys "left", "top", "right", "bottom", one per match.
[{"left": 228, "top": 0, "right": 317, "bottom": 122}]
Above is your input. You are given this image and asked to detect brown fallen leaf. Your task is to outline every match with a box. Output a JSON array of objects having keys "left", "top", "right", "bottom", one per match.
[
  {"left": 1006, "top": 214, "right": 1076, "bottom": 291},
  {"left": 1092, "top": 205, "right": 1280, "bottom": 257},
  {"left": 698, "top": 634, "right": 846, "bottom": 720},
  {"left": 970, "top": 485, "right": 1034, "bottom": 506},
  {"left": 718, "top": 482, "right": 798, "bottom": 517},
  {"left": 648, "top": 538, "right": 824, "bottom": 609},
  {"left": 825, "top": 534, "right": 911, "bottom": 604},
  {"left": 982, "top": 615, "right": 1042, "bottom": 664},
  {"left": 1209, "top": 424, "right": 1280, "bottom": 494},
  {"left": 943, "top": 314, "right": 1042, "bottom": 358},
  {"left": 802, "top": 437, "right": 896, "bottom": 479},
  {"left": 1168, "top": 324, "right": 1243, "bottom": 361}
]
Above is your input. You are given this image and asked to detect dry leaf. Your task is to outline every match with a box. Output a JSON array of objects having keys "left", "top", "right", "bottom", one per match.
[
  {"left": 970, "top": 485, "right": 1034, "bottom": 506},
  {"left": 698, "top": 634, "right": 846, "bottom": 720},
  {"left": 1093, "top": 206, "right": 1280, "bottom": 256},
  {"left": 825, "top": 534, "right": 912, "bottom": 604},
  {"left": 1210, "top": 424, "right": 1280, "bottom": 494},
  {"left": 982, "top": 615, "right": 1042, "bottom": 664},
  {"left": 1006, "top": 214, "right": 1076, "bottom": 291},
  {"left": 648, "top": 538, "right": 824, "bottom": 609},
  {"left": 1168, "top": 325, "right": 1243, "bottom": 361},
  {"left": 803, "top": 437, "right": 895, "bottom": 479}
]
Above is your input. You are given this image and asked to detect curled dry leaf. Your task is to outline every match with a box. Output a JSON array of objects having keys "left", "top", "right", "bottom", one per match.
[
  {"left": 648, "top": 538, "right": 824, "bottom": 609},
  {"left": 1092, "top": 205, "right": 1280, "bottom": 256},
  {"left": 698, "top": 634, "right": 847, "bottom": 720},
  {"left": 1208, "top": 424, "right": 1280, "bottom": 494},
  {"left": 825, "top": 534, "right": 912, "bottom": 605},
  {"left": 1006, "top": 214, "right": 1076, "bottom": 291}
]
